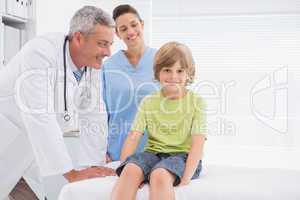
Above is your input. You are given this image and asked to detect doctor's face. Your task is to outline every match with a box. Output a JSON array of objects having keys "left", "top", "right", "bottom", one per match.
[{"left": 78, "top": 24, "right": 114, "bottom": 69}]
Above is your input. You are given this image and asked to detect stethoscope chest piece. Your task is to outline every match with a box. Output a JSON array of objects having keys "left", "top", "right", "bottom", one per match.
[{"left": 64, "top": 112, "right": 71, "bottom": 122}]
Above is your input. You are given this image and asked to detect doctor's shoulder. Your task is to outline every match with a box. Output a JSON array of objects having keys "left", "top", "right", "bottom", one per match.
[{"left": 19, "top": 33, "right": 63, "bottom": 68}]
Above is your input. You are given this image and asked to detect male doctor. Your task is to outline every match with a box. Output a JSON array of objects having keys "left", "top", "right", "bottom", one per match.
[{"left": 0, "top": 6, "right": 115, "bottom": 199}]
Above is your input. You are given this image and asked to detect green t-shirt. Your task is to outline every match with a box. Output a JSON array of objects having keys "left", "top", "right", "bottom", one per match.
[{"left": 131, "top": 90, "right": 207, "bottom": 153}]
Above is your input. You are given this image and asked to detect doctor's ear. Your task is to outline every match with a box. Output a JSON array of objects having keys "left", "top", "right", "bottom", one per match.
[{"left": 72, "top": 32, "right": 84, "bottom": 46}]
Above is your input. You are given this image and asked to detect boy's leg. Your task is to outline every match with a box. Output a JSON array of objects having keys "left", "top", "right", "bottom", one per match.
[
  {"left": 111, "top": 152, "right": 160, "bottom": 200},
  {"left": 149, "top": 153, "right": 193, "bottom": 200},
  {"left": 149, "top": 168, "right": 176, "bottom": 200},
  {"left": 111, "top": 163, "right": 144, "bottom": 200}
]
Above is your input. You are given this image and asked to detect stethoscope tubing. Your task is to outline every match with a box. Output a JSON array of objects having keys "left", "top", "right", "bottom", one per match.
[{"left": 63, "top": 36, "right": 87, "bottom": 122}]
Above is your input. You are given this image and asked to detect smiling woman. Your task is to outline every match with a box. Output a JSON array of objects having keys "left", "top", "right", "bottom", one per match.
[{"left": 101, "top": 4, "right": 159, "bottom": 162}]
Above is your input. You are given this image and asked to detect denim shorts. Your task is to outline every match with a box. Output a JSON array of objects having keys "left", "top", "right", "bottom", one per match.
[{"left": 116, "top": 152, "right": 202, "bottom": 186}]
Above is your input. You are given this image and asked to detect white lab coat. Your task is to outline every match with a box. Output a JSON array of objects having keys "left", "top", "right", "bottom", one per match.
[{"left": 0, "top": 33, "right": 108, "bottom": 199}]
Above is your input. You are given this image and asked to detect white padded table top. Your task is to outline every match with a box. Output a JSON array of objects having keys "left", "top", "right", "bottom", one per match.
[{"left": 58, "top": 162, "right": 300, "bottom": 200}]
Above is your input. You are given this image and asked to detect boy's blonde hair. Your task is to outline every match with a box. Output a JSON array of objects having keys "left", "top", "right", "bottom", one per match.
[{"left": 154, "top": 41, "right": 195, "bottom": 84}]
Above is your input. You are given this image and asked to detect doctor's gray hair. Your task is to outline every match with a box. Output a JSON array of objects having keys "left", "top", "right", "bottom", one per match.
[{"left": 68, "top": 6, "right": 115, "bottom": 39}]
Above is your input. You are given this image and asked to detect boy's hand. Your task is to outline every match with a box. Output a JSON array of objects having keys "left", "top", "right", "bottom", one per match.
[
  {"left": 178, "top": 177, "right": 191, "bottom": 186},
  {"left": 138, "top": 182, "right": 145, "bottom": 189}
]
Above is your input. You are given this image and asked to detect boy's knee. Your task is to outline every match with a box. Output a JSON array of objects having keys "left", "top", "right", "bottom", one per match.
[
  {"left": 121, "top": 163, "right": 143, "bottom": 177},
  {"left": 150, "top": 168, "right": 174, "bottom": 185}
]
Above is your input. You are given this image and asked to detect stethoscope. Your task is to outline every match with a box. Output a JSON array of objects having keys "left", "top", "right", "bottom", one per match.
[{"left": 63, "top": 36, "right": 89, "bottom": 122}]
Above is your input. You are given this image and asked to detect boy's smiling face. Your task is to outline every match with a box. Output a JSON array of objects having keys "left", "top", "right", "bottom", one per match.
[{"left": 159, "top": 61, "right": 188, "bottom": 94}]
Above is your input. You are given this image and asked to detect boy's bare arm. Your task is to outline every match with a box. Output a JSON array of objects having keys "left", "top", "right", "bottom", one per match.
[
  {"left": 120, "top": 131, "right": 143, "bottom": 162},
  {"left": 180, "top": 134, "right": 206, "bottom": 186}
]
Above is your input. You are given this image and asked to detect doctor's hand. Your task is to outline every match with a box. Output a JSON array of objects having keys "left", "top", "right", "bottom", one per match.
[
  {"left": 91, "top": 166, "right": 116, "bottom": 176},
  {"left": 63, "top": 167, "right": 116, "bottom": 183}
]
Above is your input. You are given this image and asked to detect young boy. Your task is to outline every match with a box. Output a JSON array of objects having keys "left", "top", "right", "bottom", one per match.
[{"left": 111, "top": 41, "right": 207, "bottom": 200}]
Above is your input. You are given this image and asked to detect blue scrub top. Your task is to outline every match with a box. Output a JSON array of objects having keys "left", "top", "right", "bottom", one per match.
[{"left": 101, "top": 47, "right": 159, "bottom": 161}]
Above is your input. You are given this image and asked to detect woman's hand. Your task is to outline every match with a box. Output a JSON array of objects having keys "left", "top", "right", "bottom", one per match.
[{"left": 106, "top": 153, "right": 112, "bottom": 163}]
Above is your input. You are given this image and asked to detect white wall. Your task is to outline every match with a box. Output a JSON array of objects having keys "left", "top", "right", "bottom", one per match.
[{"left": 36, "top": 0, "right": 86, "bottom": 35}]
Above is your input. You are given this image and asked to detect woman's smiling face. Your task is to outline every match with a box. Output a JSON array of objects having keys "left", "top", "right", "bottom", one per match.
[{"left": 115, "top": 13, "right": 144, "bottom": 48}]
